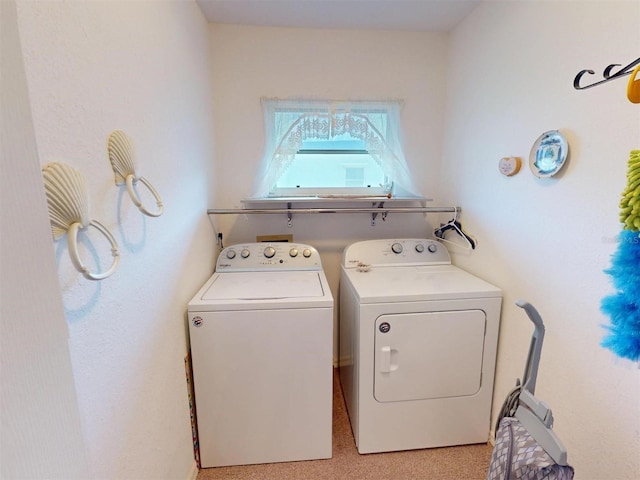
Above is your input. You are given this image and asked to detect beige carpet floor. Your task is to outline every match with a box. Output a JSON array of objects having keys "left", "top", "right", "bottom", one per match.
[{"left": 196, "top": 370, "right": 493, "bottom": 480}]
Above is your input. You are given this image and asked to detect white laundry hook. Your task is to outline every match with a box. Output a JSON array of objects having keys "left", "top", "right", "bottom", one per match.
[
  {"left": 107, "top": 130, "right": 164, "bottom": 217},
  {"left": 42, "top": 162, "right": 120, "bottom": 281},
  {"left": 125, "top": 174, "right": 164, "bottom": 217},
  {"left": 68, "top": 220, "right": 120, "bottom": 280}
]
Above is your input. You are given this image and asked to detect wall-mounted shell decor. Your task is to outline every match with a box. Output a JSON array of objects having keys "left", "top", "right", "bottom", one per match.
[
  {"left": 42, "top": 161, "right": 90, "bottom": 238},
  {"left": 42, "top": 162, "right": 120, "bottom": 281},
  {"left": 107, "top": 130, "right": 164, "bottom": 217}
]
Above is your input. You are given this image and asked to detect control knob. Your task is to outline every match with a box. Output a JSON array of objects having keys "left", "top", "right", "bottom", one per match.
[
  {"left": 391, "top": 242, "right": 403, "bottom": 254},
  {"left": 241, "top": 249, "right": 250, "bottom": 258},
  {"left": 415, "top": 243, "right": 425, "bottom": 253},
  {"left": 289, "top": 248, "right": 298, "bottom": 257},
  {"left": 264, "top": 246, "right": 276, "bottom": 258},
  {"left": 302, "top": 248, "right": 312, "bottom": 258},
  {"left": 428, "top": 244, "right": 438, "bottom": 253},
  {"left": 226, "top": 249, "right": 236, "bottom": 259}
]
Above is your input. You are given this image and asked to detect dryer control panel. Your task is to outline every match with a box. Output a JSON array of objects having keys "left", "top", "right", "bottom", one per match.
[
  {"left": 216, "top": 242, "right": 323, "bottom": 271},
  {"left": 342, "top": 238, "right": 451, "bottom": 268}
]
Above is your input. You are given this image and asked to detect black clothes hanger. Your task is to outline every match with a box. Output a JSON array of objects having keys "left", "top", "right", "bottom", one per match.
[{"left": 433, "top": 218, "right": 476, "bottom": 250}]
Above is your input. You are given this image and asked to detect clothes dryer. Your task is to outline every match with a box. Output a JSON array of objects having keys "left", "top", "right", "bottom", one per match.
[
  {"left": 188, "top": 243, "right": 333, "bottom": 467},
  {"left": 339, "top": 238, "right": 502, "bottom": 454}
]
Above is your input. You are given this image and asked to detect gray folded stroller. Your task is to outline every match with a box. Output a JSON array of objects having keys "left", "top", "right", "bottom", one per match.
[{"left": 487, "top": 301, "right": 575, "bottom": 480}]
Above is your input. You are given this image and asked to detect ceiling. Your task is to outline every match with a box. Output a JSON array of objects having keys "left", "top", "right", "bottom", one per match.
[{"left": 195, "top": 0, "right": 482, "bottom": 32}]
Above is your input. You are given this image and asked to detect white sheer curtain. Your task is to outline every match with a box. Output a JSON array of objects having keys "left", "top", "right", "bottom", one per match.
[{"left": 251, "top": 98, "right": 421, "bottom": 198}]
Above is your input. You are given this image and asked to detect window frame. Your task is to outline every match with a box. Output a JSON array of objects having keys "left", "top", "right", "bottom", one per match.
[{"left": 250, "top": 99, "right": 421, "bottom": 201}]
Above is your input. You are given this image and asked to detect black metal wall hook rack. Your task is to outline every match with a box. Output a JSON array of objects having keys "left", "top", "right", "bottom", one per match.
[{"left": 573, "top": 56, "right": 640, "bottom": 90}]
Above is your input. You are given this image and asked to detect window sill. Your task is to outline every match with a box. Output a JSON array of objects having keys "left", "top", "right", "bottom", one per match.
[{"left": 240, "top": 195, "right": 431, "bottom": 208}]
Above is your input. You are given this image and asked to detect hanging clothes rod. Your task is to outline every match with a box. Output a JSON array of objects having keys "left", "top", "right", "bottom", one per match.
[
  {"left": 207, "top": 206, "right": 458, "bottom": 215},
  {"left": 207, "top": 206, "right": 460, "bottom": 227}
]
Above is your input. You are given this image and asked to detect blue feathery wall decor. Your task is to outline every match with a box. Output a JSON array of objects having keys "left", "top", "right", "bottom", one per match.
[{"left": 601, "top": 150, "right": 640, "bottom": 361}]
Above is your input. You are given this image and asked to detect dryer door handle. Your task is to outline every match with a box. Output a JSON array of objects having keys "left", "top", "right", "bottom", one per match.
[{"left": 379, "top": 346, "right": 398, "bottom": 373}]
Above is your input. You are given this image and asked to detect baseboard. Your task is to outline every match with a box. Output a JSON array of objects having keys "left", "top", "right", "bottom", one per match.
[
  {"left": 488, "top": 430, "right": 496, "bottom": 447},
  {"left": 186, "top": 461, "right": 198, "bottom": 480},
  {"left": 336, "top": 355, "right": 352, "bottom": 368}
]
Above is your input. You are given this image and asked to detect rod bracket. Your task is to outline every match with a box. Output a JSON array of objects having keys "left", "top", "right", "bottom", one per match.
[{"left": 371, "top": 201, "right": 387, "bottom": 226}]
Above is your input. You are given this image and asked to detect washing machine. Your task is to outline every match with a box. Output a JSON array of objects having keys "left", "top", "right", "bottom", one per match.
[
  {"left": 188, "top": 242, "right": 334, "bottom": 468},
  {"left": 339, "top": 238, "right": 502, "bottom": 454}
]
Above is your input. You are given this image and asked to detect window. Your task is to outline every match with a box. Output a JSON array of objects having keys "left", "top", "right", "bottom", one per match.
[
  {"left": 344, "top": 166, "right": 365, "bottom": 188},
  {"left": 275, "top": 138, "right": 386, "bottom": 194},
  {"left": 251, "top": 99, "right": 420, "bottom": 199}
]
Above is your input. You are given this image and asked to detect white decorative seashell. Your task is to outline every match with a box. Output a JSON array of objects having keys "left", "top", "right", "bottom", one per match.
[
  {"left": 107, "top": 130, "right": 137, "bottom": 185},
  {"left": 42, "top": 162, "right": 90, "bottom": 239},
  {"left": 107, "top": 129, "right": 164, "bottom": 217}
]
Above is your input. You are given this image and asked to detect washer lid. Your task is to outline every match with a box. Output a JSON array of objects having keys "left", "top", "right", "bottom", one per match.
[
  {"left": 188, "top": 271, "right": 333, "bottom": 311},
  {"left": 342, "top": 264, "right": 501, "bottom": 303},
  {"left": 204, "top": 271, "right": 326, "bottom": 299}
]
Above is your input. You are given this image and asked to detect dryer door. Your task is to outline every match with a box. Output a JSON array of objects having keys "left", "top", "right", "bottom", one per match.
[{"left": 374, "top": 310, "right": 486, "bottom": 402}]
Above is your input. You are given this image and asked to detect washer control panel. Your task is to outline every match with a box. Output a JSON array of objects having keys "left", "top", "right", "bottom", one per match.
[
  {"left": 217, "top": 242, "right": 322, "bottom": 271},
  {"left": 343, "top": 238, "right": 451, "bottom": 267}
]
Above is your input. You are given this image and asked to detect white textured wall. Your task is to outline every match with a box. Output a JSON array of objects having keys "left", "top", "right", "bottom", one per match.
[
  {"left": 442, "top": 2, "right": 640, "bottom": 479},
  {"left": 15, "top": 1, "right": 216, "bottom": 478},
  {"left": 1, "top": 2, "right": 89, "bottom": 478}
]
